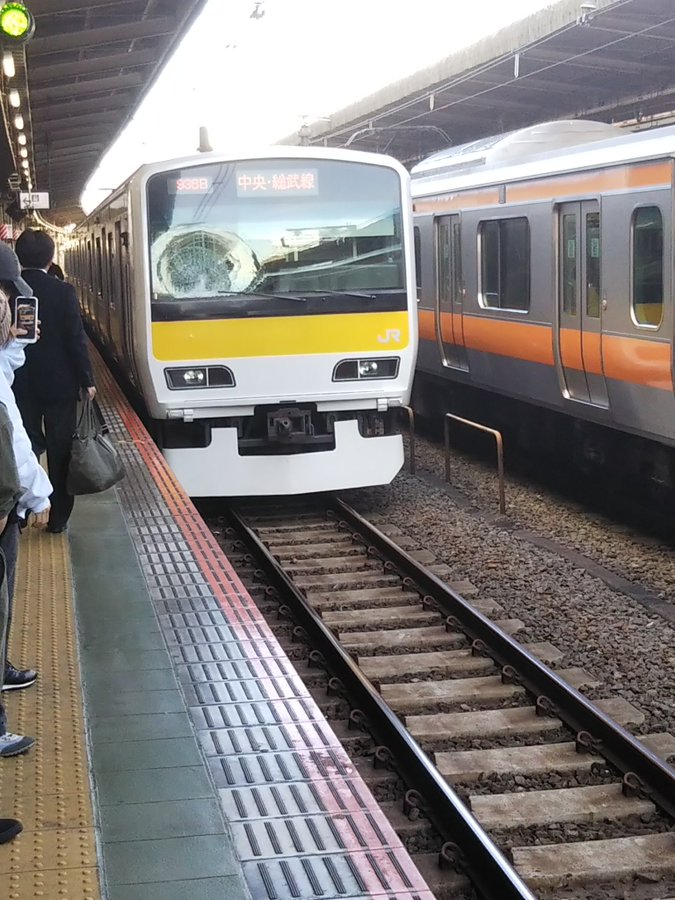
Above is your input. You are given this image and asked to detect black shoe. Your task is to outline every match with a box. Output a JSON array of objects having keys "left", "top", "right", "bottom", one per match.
[
  {"left": 2, "top": 662, "right": 37, "bottom": 691},
  {"left": 46, "top": 524, "right": 68, "bottom": 533},
  {"left": 0, "top": 819, "right": 22, "bottom": 844}
]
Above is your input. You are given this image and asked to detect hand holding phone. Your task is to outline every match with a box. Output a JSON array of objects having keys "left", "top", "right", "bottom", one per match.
[{"left": 13, "top": 296, "right": 38, "bottom": 344}]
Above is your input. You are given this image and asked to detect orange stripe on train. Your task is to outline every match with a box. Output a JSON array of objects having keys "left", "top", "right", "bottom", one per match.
[
  {"left": 419, "top": 309, "right": 554, "bottom": 365},
  {"left": 414, "top": 161, "right": 672, "bottom": 214},
  {"left": 603, "top": 335, "right": 672, "bottom": 391},
  {"left": 580, "top": 331, "right": 603, "bottom": 377},
  {"left": 560, "top": 328, "right": 584, "bottom": 372},
  {"left": 418, "top": 309, "right": 672, "bottom": 391}
]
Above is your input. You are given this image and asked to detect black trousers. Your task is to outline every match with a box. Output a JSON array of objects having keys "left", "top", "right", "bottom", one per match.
[
  {"left": 0, "top": 517, "right": 18, "bottom": 692},
  {"left": 0, "top": 548, "right": 8, "bottom": 733},
  {"left": 16, "top": 395, "right": 77, "bottom": 530}
]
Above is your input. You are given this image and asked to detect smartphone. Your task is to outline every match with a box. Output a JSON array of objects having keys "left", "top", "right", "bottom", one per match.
[{"left": 13, "top": 296, "right": 38, "bottom": 344}]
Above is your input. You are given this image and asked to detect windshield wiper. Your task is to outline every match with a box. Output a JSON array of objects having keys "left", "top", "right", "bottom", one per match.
[
  {"left": 218, "top": 290, "right": 306, "bottom": 303},
  {"left": 303, "top": 289, "right": 377, "bottom": 300}
]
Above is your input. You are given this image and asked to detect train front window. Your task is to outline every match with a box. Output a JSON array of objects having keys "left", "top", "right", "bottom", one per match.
[{"left": 146, "top": 160, "right": 405, "bottom": 321}]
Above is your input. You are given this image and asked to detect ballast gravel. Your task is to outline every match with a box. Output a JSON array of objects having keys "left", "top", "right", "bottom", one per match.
[{"left": 345, "top": 436, "right": 675, "bottom": 739}]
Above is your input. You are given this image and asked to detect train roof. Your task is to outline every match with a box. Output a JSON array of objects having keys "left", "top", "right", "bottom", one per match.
[
  {"left": 133, "top": 144, "right": 409, "bottom": 178},
  {"left": 411, "top": 120, "right": 675, "bottom": 197},
  {"left": 79, "top": 145, "right": 409, "bottom": 225}
]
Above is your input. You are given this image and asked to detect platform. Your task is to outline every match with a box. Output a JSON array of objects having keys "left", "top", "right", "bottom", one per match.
[{"left": 0, "top": 349, "right": 432, "bottom": 900}]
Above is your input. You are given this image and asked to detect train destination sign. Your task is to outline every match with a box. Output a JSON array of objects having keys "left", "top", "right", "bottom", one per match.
[{"left": 236, "top": 169, "right": 319, "bottom": 197}]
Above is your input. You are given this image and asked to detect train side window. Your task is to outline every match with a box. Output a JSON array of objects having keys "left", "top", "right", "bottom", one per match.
[
  {"left": 632, "top": 206, "right": 663, "bottom": 328},
  {"left": 585, "top": 211, "right": 601, "bottom": 318},
  {"left": 561, "top": 213, "right": 577, "bottom": 315},
  {"left": 479, "top": 217, "right": 530, "bottom": 311},
  {"left": 108, "top": 231, "right": 116, "bottom": 296},
  {"left": 413, "top": 226, "right": 421, "bottom": 294},
  {"left": 95, "top": 237, "right": 103, "bottom": 295},
  {"left": 87, "top": 240, "right": 94, "bottom": 292},
  {"left": 102, "top": 229, "right": 110, "bottom": 297}
]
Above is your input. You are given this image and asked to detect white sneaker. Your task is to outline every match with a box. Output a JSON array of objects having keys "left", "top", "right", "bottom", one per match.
[{"left": 0, "top": 732, "right": 35, "bottom": 757}]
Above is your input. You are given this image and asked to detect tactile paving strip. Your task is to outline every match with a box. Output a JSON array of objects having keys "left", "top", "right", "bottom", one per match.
[
  {"left": 0, "top": 526, "right": 101, "bottom": 900},
  {"left": 93, "top": 348, "right": 434, "bottom": 900}
]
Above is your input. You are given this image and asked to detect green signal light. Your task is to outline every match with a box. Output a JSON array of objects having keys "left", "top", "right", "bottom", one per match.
[{"left": 0, "top": 3, "right": 35, "bottom": 42}]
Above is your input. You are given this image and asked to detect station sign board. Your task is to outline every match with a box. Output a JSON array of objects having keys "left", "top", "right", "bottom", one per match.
[{"left": 19, "top": 191, "right": 50, "bottom": 210}]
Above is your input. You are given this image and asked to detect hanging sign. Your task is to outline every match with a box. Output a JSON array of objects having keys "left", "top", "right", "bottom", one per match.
[{"left": 19, "top": 191, "right": 49, "bottom": 209}]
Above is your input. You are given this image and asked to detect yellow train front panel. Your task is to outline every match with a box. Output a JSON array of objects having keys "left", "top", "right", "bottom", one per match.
[{"left": 151, "top": 311, "right": 411, "bottom": 361}]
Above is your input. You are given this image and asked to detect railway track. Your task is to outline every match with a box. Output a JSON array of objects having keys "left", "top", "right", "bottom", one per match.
[{"left": 210, "top": 497, "right": 675, "bottom": 900}]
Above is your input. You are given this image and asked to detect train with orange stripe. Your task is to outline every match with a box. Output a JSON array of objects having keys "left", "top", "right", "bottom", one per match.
[
  {"left": 411, "top": 120, "right": 675, "bottom": 487},
  {"left": 65, "top": 147, "right": 418, "bottom": 496}
]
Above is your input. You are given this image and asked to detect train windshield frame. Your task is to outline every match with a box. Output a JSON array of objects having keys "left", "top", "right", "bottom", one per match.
[{"left": 146, "top": 158, "right": 406, "bottom": 322}]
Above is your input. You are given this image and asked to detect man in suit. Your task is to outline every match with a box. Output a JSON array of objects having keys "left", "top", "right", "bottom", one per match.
[{"left": 13, "top": 230, "right": 96, "bottom": 533}]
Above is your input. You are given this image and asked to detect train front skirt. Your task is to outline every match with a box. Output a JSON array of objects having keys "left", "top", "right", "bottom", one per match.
[{"left": 162, "top": 418, "right": 405, "bottom": 496}]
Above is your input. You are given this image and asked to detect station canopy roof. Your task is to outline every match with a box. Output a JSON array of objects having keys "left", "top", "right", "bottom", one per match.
[
  {"left": 287, "top": 0, "right": 675, "bottom": 166},
  {"left": 1, "top": 0, "right": 208, "bottom": 223}
]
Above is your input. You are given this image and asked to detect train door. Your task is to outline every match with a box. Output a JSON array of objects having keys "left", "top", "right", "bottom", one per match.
[
  {"left": 119, "top": 220, "right": 138, "bottom": 383},
  {"left": 557, "top": 201, "right": 609, "bottom": 407},
  {"left": 435, "top": 215, "right": 468, "bottom": 371}
]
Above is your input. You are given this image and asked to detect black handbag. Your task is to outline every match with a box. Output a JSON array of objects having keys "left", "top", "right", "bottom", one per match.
[{"left": 66, "top": 397, "right": 125, "bottom": 495}]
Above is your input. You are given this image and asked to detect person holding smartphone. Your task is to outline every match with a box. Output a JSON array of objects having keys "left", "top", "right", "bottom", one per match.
[
  {"left": 0, "top": 269, "right": 48, "bottom": 725},
  {"left": 0, "top": 245, "right": 53, "bottom": 693},
  {"left": 0, "top": 400, "right": 34, "bottom": 758},
  {"left": 12, "top": 230, "right": 95, "bottom": 534},
  {"left": 13, "top": 296, "right": 38, "bottom": 344}
]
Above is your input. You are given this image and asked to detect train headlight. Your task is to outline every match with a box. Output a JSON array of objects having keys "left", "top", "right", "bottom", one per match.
[
  {"left": 165, "top": 366, "right": 235, "bottom": 390},
  {"left": 358, "top": 360, "right": 378, "bottom": 377},
  {"left": 332, "top": 357, "right": 400, "bottom": 382},
  {"left": 182, "top": 369, "right": 205, "bottom": 386}
]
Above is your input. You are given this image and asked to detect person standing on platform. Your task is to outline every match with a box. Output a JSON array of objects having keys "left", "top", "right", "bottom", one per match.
[
  {"left": 0, "top": 284, "right": 39, "bottom": 757},
  {"left": 13, "top": 229, "right": 95, "bottom": 534},
  {"left": 0, "top": 261, "right": 52, "bottom": 695},
  {"left": 1, "top": 535, "right": 28, "bottom": 823}
]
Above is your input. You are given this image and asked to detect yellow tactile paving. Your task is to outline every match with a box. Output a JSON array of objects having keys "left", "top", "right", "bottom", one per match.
[{"left": 0, "top": 527, "right": 102, "bottom": 900}]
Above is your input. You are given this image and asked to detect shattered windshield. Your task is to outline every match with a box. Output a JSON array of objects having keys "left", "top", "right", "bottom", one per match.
[{"left": 146, "top": 158, "right": 406, "bottom": 320}]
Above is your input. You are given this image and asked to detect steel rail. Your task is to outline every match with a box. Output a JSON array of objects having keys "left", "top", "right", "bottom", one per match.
[
  {"left": 226, "top": 506, "right": 537, "bottom": 900},
  {"left": 331, "top": 497, "right": 675, "bottom": 821}
]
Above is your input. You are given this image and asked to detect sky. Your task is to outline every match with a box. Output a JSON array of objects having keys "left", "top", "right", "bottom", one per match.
[{"left": 80, "top": 0, "right": 555, "bottom": 214}]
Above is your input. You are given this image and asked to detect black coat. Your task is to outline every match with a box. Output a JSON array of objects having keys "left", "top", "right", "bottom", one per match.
[{"left": 12, "top": 269, "right": 94, "bottom": 404}]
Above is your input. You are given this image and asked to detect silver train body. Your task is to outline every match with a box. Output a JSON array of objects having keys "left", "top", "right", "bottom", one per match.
[
  {"left": 66, "top": 147, "right": 418, "bottom": 496},
  {"left": 411, "top": 120, "right": 675, "bottom": 478}
]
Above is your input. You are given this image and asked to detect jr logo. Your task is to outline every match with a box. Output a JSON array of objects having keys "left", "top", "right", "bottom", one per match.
[{"left": 377, "top": 329, "right": 401, "bottom": 344}]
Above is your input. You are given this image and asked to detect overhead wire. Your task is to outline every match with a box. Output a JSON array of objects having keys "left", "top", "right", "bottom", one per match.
[
  {"left": 392, "top": 10, "right": 675, "bottom": 134},
  {"left": 306, "top": 0, "right": 662, "bottom": 145}
]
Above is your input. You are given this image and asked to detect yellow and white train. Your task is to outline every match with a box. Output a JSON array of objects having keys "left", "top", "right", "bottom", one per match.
[{"left": 66, "top": 147, "right": 418, "bottom": 496}]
